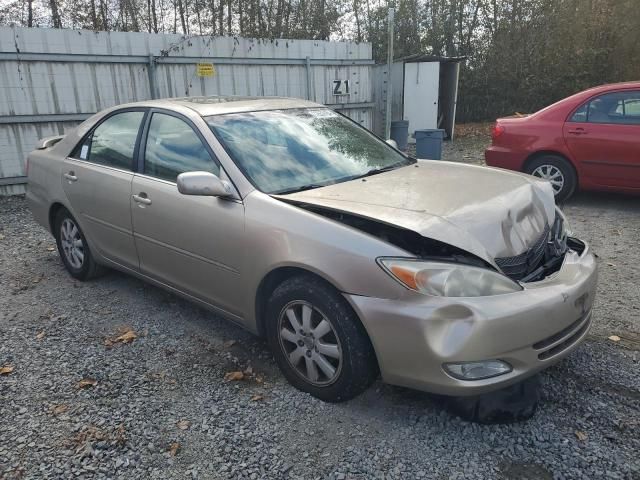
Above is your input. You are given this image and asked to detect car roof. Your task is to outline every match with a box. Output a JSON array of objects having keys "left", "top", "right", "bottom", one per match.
[
  {"left": 580, "top": 81, "right": 640, "bottom": 95},
  {"left": 117, "top": 96, "right": 325, "bottom": 116}
]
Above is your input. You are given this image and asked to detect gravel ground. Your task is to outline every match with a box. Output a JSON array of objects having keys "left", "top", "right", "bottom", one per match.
[{"left": 1, "top": 132, "right": 639, "bottom": 479}]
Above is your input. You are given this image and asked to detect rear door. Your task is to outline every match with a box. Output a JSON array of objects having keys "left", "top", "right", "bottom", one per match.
[
  {"left": 130, "top": 110, "right": 246, "bottom": 317},
  {"left": 62, "top": 109, "right": 146, "bottom": 270},
  {"left": 564, "top": 90, "right": 640, "bottom": 188}
]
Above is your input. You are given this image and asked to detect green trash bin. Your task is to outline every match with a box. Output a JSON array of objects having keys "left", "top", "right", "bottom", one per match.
[{"left": 414, "top": 129, "right": 445, "bottom": 159}]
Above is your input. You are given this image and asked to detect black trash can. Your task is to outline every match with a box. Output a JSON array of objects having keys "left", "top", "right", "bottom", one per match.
[
  {"left": 414, "top": 129, "right": 445, "bottom": 159},
  {"left": 390, "top": 120, "right": 409, "bottom": 151}
]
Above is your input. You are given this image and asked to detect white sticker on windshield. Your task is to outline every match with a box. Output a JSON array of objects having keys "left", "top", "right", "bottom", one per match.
[{"left": 80, "top": 145, "right": 88, "bottom": 159}]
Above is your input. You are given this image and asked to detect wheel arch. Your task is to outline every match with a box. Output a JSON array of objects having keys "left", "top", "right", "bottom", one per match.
[
  {"left": 254, "top": 266, "right": 334, "bottom": 337},
  {"left": 48, "top": 202, "right": 68, "bottom": 233},
  {"left": 253, "top": 267, "right": 380, "bottom": 372},
  {"left": 523, "top": 150, "right": 578, "bottom": 178}
]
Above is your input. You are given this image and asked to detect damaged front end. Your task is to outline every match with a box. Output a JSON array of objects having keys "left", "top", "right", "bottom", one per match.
[
  {"left": 289, "top": 202, "right": 492, "bottom": 269},
  {"left": 284, "top": 199, "right": 577, "bottom": 286},
  {"left": 495, "top": 212, "right": 576, "bottom": 283}
]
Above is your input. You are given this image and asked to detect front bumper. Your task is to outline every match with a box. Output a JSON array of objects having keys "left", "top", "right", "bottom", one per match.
[{"left": 345, "top": 242, "right": 598, "bottom": 396}]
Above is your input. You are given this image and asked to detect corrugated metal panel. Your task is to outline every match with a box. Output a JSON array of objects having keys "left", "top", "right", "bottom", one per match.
[
  {"left": 0, "top": 120, "right": 81, "bottom": 195},
  {"left": 0, "top": 26, "right": 374, "bottom": 193}
]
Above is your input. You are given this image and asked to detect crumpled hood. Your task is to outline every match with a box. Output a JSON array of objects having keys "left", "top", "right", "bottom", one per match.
[{"left": 277, "top": 160, "right": 556, "bottom": 264}]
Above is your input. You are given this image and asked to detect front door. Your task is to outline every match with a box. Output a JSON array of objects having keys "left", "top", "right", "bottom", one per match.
[
  {"left": 564, "top": 90, "right": 640, "bottom": 189},
  {"left": 62, "top": 109, "right": 146, "bottom": 270},
  {"left": 130, "top": 110, "right": 246, "bottom": 317}
]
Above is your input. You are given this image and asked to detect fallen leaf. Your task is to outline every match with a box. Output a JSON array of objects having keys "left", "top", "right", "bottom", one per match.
[
  {"left": 105, "top": 327, "right": 138, "bottom": 347},
  {"left": 223, "top": 340, "right": 237, "bottom": 349},
  {"left": 115, "top": 329, "right": 137, "bottom": 344},
  {"left": 115, "top": 424, "right": 127, "bottom": 446},
  {"left": 70, "top": 425, "right": 107, "bottom": 448},
  {"left": 0, "top": 234, "right": 5, "bottom": 240},
  {"left": 575, "top": 430, "right": 587, "bottom": 441},
  {"left": 607, "top": 262, "right": 616, "bottom": 267},
  {"left": 168, "top": 442, "right": 180, "bottom": 456},
  {"left": 224, "top": 371, "right": 244, "bottom": 381},
  {"left": 36, "top": 331, "right": 46, "bottom": 340},
  {"left": 51, "top": 404, "right": 68, "bottom": 415},
  {"left": 46, "top": 246, "right": 55, "bottom": 251},
  {"left": 78, "top": 378, "right": 97, "bottom": 389},
  {"left": 176, "top": 420, "right": 191, "bottom": 430},
  {"left": 0, "top": 365, "right": 14, "bottom": 375},
  {"left": 250, "top": 394, "right": 264, "bottom": 402},
  {"left": 608, "top": 335, "right": 621, "bottom": 342}
]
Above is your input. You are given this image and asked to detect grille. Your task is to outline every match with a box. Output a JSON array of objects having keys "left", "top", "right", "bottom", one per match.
[{"left": 495, "top": 225, "right": 550, "bottom": 280}]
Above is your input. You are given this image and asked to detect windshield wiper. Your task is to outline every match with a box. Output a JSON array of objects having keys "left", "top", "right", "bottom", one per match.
[
  {"left": 274, "top": 184, "right": 325, "bottom": 195},
  {"left": 349, "top": 163, "right": 405, "bottom": 181}
]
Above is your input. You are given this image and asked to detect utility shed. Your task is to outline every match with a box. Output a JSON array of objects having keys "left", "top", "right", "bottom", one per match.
[
  {"left": 0, "top": 26, "right": 374, "bottom": 195},
  {"left": 373, "top": 54, "right": 464, "bottom": 141}
]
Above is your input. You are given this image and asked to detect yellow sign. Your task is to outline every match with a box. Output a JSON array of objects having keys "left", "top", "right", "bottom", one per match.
[{"left": 196, "top": 63, "right": 215, "bottom": 77}]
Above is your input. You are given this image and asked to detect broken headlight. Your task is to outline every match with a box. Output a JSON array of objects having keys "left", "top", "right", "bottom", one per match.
[{"left": 378, "top": 258, "right": 522, "bottom": 297}]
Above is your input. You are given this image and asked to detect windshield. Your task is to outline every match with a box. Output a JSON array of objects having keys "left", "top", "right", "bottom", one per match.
[{"left": 206, "top": 108, "right": 413, "bottom": 194}]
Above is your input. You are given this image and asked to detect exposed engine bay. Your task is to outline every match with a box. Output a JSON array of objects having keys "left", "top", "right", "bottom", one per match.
[
  {"left": 286, "top": 200, "right": 577, "bottom": 284},
  {"left": 495, "top": 215, "right": 572, "bottom": 282}
]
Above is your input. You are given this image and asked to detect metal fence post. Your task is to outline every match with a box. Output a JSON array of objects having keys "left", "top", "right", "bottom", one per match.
[
  {"left": 305, "top": 56, "right": 312, "bottom": 100},
  {"left": 384, "top": 8, "right": 395, "bottom": 140},
  {"left": 148, "top": 54, "right": 157, "bottom": 99}
]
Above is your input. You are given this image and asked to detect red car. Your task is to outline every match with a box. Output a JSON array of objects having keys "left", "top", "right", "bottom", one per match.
[{"left": 485, "top": 82, "right": 640, "bottom": 201}]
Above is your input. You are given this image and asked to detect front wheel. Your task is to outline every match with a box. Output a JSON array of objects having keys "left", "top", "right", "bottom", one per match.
[
  {"left": 525, "top": 155, "right": 577, "bottom": 202},
  {"left": 266, "top": 275, "right": 379, "bottom": 402}
]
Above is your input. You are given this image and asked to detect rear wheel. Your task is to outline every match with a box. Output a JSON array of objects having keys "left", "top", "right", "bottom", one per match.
[
  {"left": 525, "top": 155, "right": 577, "bottom": 202},
  {"left": 54, "top": 208, "right": 103, "bottom": 281},
  {"left": 266, "top": 275, "right": 378, "bottom": 402}
]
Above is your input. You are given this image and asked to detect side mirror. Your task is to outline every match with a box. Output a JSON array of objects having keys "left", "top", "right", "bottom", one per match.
[
  {"left": 385, "top": 138, "right": 399, "bottom": 149},
  {"left": 177, "top": 171, "right": 233, "bottom": 197}
]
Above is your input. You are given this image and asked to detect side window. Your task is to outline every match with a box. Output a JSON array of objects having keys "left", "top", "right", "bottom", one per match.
[
  {"left": 144, "top": 113, "right": 220, "bottom": 182},
  {"left": 570, "top": 103, "right": 588, "bottom": 123},
  {"left": 72, "top": 111, "right": 144, "bottom": 170},
  {"left": 570, "top": 91, "right": 640, "bottom": 125}
]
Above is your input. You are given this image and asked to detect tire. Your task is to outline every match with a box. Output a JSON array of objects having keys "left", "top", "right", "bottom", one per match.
[
  {"left": 445, "top": 375, "right": 541, "bottom": 424},
  {"left": 54, "top": 207, "right": 104, "bottom": 281},
  {"left": 265, "top": 274, "right": 379, "bottom": 402},
  {"left": 525, "top": 155, "right": 577, "bottom": 202}
]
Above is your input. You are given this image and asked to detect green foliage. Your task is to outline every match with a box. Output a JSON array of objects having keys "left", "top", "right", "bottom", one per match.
[{"left": 2, "top": 0, "right": 638, "bottom": 121}]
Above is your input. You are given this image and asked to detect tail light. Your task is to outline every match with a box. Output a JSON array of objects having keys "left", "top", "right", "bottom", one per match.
[{"left": 491, "top": 123, "right": 505, "bottom": 141}]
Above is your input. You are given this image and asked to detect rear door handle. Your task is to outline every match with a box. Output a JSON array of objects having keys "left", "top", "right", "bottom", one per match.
[
  {"left": 63, "top": 172, "right": 78, "bottom": 182},
  {"left": 567, "top": 128, "right": 587, "bottom": 135},
  {"left": 132, "top": 193, "right": 152, "bottom": 206}
]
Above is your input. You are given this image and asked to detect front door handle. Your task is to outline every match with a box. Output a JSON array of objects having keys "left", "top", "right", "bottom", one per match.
[
  {"left": 132, "top": 193, "right": 152, "bottom": 206},
  {"left": 567, "top": 128, "right": 587, "bottom": 135},
  {"left": 63, "top": 172, "right": 78, "bottom": 182}
]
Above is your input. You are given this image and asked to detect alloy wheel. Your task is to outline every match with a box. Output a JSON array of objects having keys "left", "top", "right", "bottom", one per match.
[
  {"left": 60, "top": 218, "right": 84, "bottom": 269},
  {"left": 531, "top": 164, "right": 565, "bottom": 195},
  {"left": 278, "top": 301, "right": 342, "bottom": 386}
]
